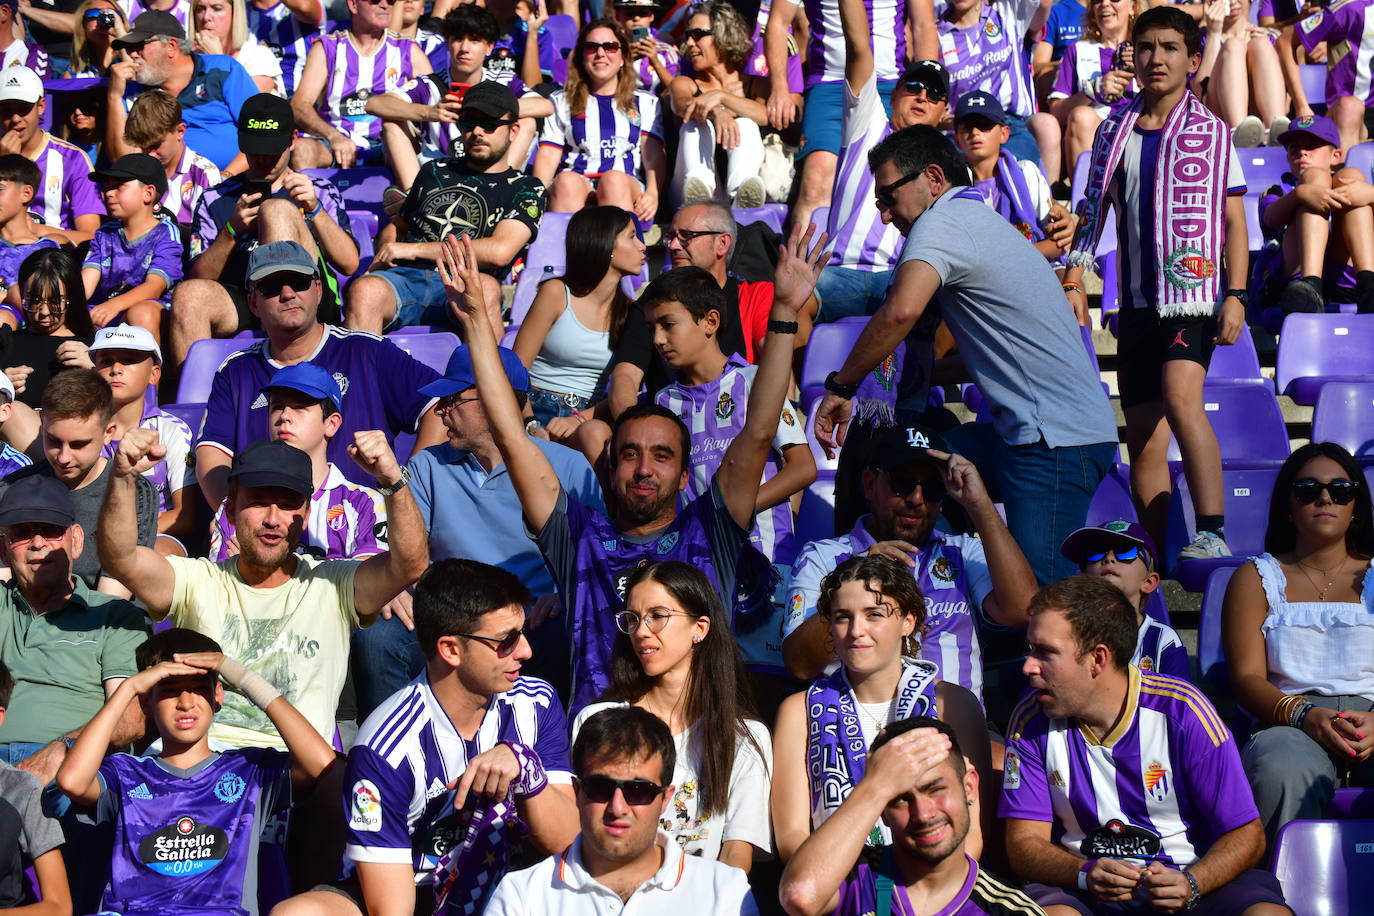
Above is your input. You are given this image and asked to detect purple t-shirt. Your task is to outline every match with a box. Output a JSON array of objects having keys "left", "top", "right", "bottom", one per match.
[
  {"left": 999, "top": 668, "right": 1259, "bottom": 867},
  {"left": 82, "top": 217, "right": 184, "bottom": 305},
  {"left": 195, "top": 328, "right": 440, "bottom": 488},
  {"left": 1296, "top": 4, "right": 1374, "bottom": 106},
  {"left": 0, "top": 237, "right": 59, "bottom": 291},
  {"left": 31, "top": 135, "right": 103, "bottom": 231},
  {"left": 836, "top": 856, "right": 1044, "bottom": 916}
]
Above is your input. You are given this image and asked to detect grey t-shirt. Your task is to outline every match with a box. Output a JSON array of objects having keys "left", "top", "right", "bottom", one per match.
[
  {"left": 898, "top": 187, "right": 1117, "bottom": 449},
  {"left": 0, "top": 761, "right": 63, "bottom": 908}
]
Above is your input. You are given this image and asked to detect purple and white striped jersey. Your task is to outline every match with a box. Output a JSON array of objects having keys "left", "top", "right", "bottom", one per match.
[
  {"left": 247, "top": 0, "right": 324, "bottom": 95},
  {"left": 797, "top": 0, "right": 907, "bottom": 88},
  {"left": 1296, "top": 4, "right": 1374, "bottom": 106},
  {"left": 211, "top": 462, "right": 386, "bottom": 561},
  {"left": 118, "top": 0, "right": 190, "bottom": 29},
  {"left": 828, "top": 73, "right": 900, "bottom": 272},
  {"left": 1049, "top": 40, "right": 1135, "bottom": 118},
  {"left": 31, "top": 134, "right": 104, "bottom": 231},
  {"left": 0, "top": 41, "right": 49, "bottom": 78},
  {"left": 344, "top": 674, "right": 572, "bottom": 886},
  {"left": 161, "top": 144, "right": 220, "bottom": 227},
  {"left": 539, "top": 89, "right": 663, "bottom": 180},
  {"left": 313, "top": 32, "right": 421, "bottom": 148},
  {"left": 101, "top": 394, "right": 196, "bottom": 512},
  {"left": 745, "top": 0, "right": 804, "bottom": 93},
  {"left": 1000, "top": 668, "right": 1259, "bottom": 867},
  {"left": 784, "top": 515, "right": 994, "bottom": 703},
  {"left": 655, "top": 359, "right": 807, "bottom": 566},
  {"left": 1135, "top": 614, "right": 1188, "bottom": 680},
  {"left": 938, "top": 0, "right": 1039, "bottom": 119}
]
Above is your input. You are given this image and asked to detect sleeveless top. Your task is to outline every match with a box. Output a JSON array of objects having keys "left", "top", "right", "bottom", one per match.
[
  {"left": 1255, "top": 552, "right": 1374, "bottom": 700},
  {"left": 526, "top": 284, "right": 612, "bottom": 399}
]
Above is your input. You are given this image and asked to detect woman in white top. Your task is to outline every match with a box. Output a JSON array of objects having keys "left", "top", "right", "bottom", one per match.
[
  {"left": 188, "top": 0, "right": 284, "bottom": 94},
  {"left": 1224, "top": 442, "right": 1374, "bottom": 840},
  {"left": 771, "top": 554, "right": 991, "bottom": 862},
  {"left": 533, "top": 19, "right": 666, "bottom": 221},
  {"left": 572, "top": 560, "right": 773, "bottom": 872}
]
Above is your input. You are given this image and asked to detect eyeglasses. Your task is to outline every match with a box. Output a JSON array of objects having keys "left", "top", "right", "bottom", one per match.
[
  {"left": 885, "top": 468, "right": 945, "bottom": 501},
  {"left": 1292, "top": 477, "right": 1361, "bottom": 505},
  {"left": 584, "top": 40, "right": 623, "bottom": 55},
  {"left": 683, "top": 28, "right": 712, "bottom": 42},
  {"left": 457, "top": 627, "right": 528, "bottom": 656},
  {"left": 875, "top": 171, "right": 922, "bottom": 209},
  {"left": 3, "top": 523, "right": 68, "bottom": 547},
  {"left": 663, "top": 227, "right": 722, "bottom": 246},
  {"left": 435, "top": 393, "right": 480, "bottom": 413},
  {"left": 614, "top": 609, "right": 692, "bottom": 635},
  {"left": 1084, "top": 546, "right": 1143, "bottom": 564},
  {"left": 457, "top": 114, "right": 514, "bottom": 134},
  {"left": 900, "top": 78, "right": 947, "bottom": 103},
  {"left": 21, "top": 296, "right": 67, "bottom": 315},
  {"left": 577, "top": 774, "right": 667, "bottom": 805},
  {"left": 253, "top": 273, "right": 316, "bottom": 298}
]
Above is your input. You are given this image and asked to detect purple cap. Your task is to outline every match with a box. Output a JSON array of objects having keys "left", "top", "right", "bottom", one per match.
[
  {"left": 1060, "top": 520, "right": 1158, "bottom": 570},
  {"left": 1277, "top": 114, "right": 1341, "bottom": 150}
]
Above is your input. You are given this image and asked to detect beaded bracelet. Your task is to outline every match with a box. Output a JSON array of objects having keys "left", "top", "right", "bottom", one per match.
[{"left": 1292, "top": 701, "right": 1316, "bottom": 730}]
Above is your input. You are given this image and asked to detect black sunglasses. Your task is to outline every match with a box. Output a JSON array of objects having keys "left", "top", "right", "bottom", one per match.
[
  {"left": 1084, "top": 546, "right": 1143, "bottom": 564},
  {"left": 584, "top": 40, "right": 623, "bottom": 53},
  {"left": 875, "top": 171, "right": 921, "bottom": 209},
  {"left": 577, "top": 774, "right": 667, "bottom": 805},
  {"left": 683, "top": 28, "right": 713, "bottom": 42},
  {"left": 885, "top": 468, "right": 945, "bottom": 501},
  {"left": 901, "top": 78, "right": 947, "bottom": 103},
  {"left": 1292, "top": 478, "right": 1361, "bottom": 505},
  {"left": 457, "top": 627, "right": 528, "bottom": 656},
  {"left": 458, "top": 115, "right": 514, "bottom": 134}
]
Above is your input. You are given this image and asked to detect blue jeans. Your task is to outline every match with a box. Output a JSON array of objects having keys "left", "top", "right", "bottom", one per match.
[
  {"left": 816, "top": 267, "right": 893, "bottom": 322},
  {"left": 0, "top": 741, "right": 46, "bottom": 765},
  {"left": 942, "top": 423, "right": 1116, "bottom": 586},
  {"left": 371, "top": 266, "right": 454, "bottom": 332},
  {"left": 350, "top": 614, "right": 425, "bottom": 723},
  {"left": 528, "top": 386, "right": 594, "bottom": 427}
]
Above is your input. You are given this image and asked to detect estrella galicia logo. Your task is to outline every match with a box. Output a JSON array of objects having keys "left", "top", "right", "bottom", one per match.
[
  {"left": 139, "top": 816, "right": 229, "bottom": 876},
  {"left": 656, "top": 532, "right": 680, "bottom": 554},
  {"left": 1081, "top": 819, "right": 1161, "bottom": 860},
  {"left": 214, "top": 772, "right": 246, "bottom": 804}
]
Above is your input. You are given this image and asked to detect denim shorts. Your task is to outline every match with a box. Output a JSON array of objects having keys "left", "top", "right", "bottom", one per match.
[
  {"left": 529, "top": 385, "right": 595, "bottom": 426},
  {"left": 371, "top": 265, "right": 454, "bottom": 332},
  {"left": 800, "top": 79, "right": 897, "bottom": 158}
]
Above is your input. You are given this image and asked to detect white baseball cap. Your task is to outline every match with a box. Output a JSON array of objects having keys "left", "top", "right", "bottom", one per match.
[
  {"left": 0, "top": 369, "right": 14, "bottom": 403},
  {"left": 0, "top": 67, "right": 42, "bottom": 104},
  {"left": 90, "top": 323, "right": 162, "bottom": 364}
]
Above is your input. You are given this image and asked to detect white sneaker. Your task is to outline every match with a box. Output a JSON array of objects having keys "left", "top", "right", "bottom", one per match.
[
  {"left": 1268, "top": 116, "right": 1290, "bottom": 146},
  {"left": 732, "top": 176, "right": 766, "bottom": 210},
  {"left": 1233, "top": 116, "right": 1264, "bottom": 148},
  {"left": 1178, "top": 530, "right": 1233, "bottom": 561},
  {"left": 683, "top": 172, "right": 714, "bottom": 204}
]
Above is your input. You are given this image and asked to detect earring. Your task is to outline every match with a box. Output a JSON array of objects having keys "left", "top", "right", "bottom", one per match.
[{"left": 692, "top": 635, "right": 702, "bottom": 644}]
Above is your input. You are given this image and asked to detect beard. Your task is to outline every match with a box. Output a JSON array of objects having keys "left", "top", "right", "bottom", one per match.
[
  {"left": 237, "top": 530, "right": 298, "bottom": 569},
  {"left": 464, "top": 137, "right": 509, "bottom": 169},
  {"left": 616, "top": 481, "right": 676, "bottom": 527}
]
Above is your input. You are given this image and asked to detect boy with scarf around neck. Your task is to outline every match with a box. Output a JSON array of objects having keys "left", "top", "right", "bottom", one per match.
[
  {"left": 1062, "top": 5, "right": 1248, "bottom": 564},
  {"left": 952, "top": 90, "right": 1073, "bottom": 262}
]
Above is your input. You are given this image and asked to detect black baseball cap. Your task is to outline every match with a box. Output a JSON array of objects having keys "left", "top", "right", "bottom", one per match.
[
  {"left": 238, "top": 93, "right": 295, "bottom": 156},
  {"left": 954, "top": 90, "right": 1008, "bottom": 126},
  {"left": 228, "top": 440, "right": 313, "bottom": 497},
  {"left": 113, "top": 10, "right": 184, "bottom": 47},
  {"left": 461, "top": 81, "right": 519, "bottom": 122},
  {"left": 0, "top": 475, "right": 76, "bottom": 528},
  {"left": 898, "top": 60, "right": 950, "bottom": 102},
  {"left": 868, "top": 424, "right": 950, "bottom": 470},
  {"left": 90, "top": 153, "right": 168, "bottom": 198}
]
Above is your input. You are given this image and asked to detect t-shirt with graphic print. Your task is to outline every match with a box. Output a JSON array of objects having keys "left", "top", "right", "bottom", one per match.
[{"left": 394, "top": 158, "right": 545, "bottom": 272}]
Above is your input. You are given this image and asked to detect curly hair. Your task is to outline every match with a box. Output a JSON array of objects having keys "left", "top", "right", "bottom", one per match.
[
  {"left": 692, "top": 0, "right": 752, "bottom": 71},
  {"left": 817, "top": 554, "right": 928, "bottom": 658},
  {"left": 566, "top": 19, "right": 638, "bottom": 118}
]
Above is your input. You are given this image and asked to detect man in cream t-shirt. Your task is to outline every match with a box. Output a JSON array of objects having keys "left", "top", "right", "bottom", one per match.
[{"left": 96, "top": 428, "right": 430, "bottom": 748}]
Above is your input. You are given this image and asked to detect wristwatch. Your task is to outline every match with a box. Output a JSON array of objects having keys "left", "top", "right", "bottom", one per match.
[
  {"left": 376, "top": 467, "right": 411, "bottom": 497},
  {"left": 1224, "top": 288, "right": 1249, "bottom": 306},
  {"left": 1182, "top": 869, "right": 1201, "bottom": 910},
  {"left": 824, "top": 370, "right": 859, "bottom": 399}
]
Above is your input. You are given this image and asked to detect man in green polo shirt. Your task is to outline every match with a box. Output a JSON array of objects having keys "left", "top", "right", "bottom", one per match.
[{"left": 0, "top": 475, "right": 146, "bottom": 786}]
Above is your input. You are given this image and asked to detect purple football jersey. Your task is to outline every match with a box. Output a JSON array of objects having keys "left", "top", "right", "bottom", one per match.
[
  {"left": 247, "top": 0, "right": 323, "bottom": 94},
  {"left": 938, "top": 0, "right": 1039, "bottom": 119},
  {"left": 82, "top": 216, "right": 184, "bottom": 305},
  {"left": 161, "top": 145, "right": 221, "bottom": 226},
  {"left": 314, "top": 32, "right": 420, "bottom": 147},
  {"left": 0, "top": 237, "right": 58, "bottom": 291},
  {"left": 1296, "top": 4, "right": 1374, "bottom": 106},
  {"left": 801, "top": 0, "right": 907, "bottom": 88},
  {"left": 31, "top": 135, "right": 103, "bottom": 230},
  {"left": 0, "top": 40, "right": 49, "bottom": 77}
]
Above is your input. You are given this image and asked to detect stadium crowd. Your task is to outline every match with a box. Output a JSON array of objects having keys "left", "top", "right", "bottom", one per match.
[{"left": 0, "top": 0, "right": 1371, "bottom": 911}]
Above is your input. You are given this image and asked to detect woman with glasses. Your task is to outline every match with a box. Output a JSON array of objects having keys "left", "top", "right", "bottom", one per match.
[
  {"left": 513, "top": 205, "right": 644, "bottom": 438},
  {"left": 667, "top": 0, "right": 768, "bottom": 209},
  {"left": 571, "top": 561, "right": 773, "bottom": 873},
  {"left": 0, "top": 248, "right": 95, "bottom": 409},
  {"left": 771, "top": 553, "right": 991, "bottom": 862},
  {"left": 1046, "top": 0, "right": 1137, "bottom": 184},
  {"left": 188, "top": 0, "right": 284, "bottom": 94},
  {"left": 51, "top": 83, "right": 106, "bottom": 165},
  {"left": 64, "top": 0, "right": 128, "bottom": 76},
  {"left": 533, "top": 19, "right": 665, "bottom": 220},
  {"left": 1224, "top": 442, "right": 1374, "bottom": 841}
]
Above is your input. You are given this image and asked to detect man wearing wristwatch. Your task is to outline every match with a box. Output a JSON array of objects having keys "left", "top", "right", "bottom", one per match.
[{"left": 1002, "top": 576, "right": 1292, "bottom": 916}]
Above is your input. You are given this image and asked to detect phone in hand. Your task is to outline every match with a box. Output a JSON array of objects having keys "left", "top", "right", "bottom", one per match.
[
  {"left": 449, "top": 81, "right": 471, "bottom": 102},
  {"left": 244, "top": 178, "right": 273, "bottom": 203},
  {"left": 631, "top": 26, "right": 651, "bottom": 42}
]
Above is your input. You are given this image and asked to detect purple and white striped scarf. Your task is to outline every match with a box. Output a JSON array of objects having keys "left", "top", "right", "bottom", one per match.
[
  {"left": 1069, "top": 91, "right": 1230, "bottom": 317},
  {"left": 990, "top": 149, "right": 1045, "bottom": 243}
]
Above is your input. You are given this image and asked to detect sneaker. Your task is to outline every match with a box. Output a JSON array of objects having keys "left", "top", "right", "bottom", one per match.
[
  {"left": 383, "top": 185, "right": 407, "bottom": 220},
  {"left": 1178, "top": 530, "right": 1233, "bottom": 561},
  {"left": 732, "top": 175, "right": 766, "bottom": 209},
  {"left": 1233, "top": 115, "right": 1264, "bottom": 148},
  {"left": 1268, "top": 115, "right": 1291, "bottom": 145},
  {"left": 1278, "top": 276, "right": 1325, "bottom": 314},
  {"left": 683, "top": 172, "right": 714, "bottom": 203}
]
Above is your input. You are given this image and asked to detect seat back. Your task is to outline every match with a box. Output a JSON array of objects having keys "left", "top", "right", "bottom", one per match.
[
  {"left": 301, "top": 167, "right": 392, "bottom": 220},
  {"left": 509, "top": 213, "right": 574, "bottom": 324},
  {"left": 1238, "top": 147, "right": 1290, "bottom": 190},
  {"left": 177, "top": 338, "right": 254, "bottom": 403},
  {"left": 733, "top": 205, "right": 787, "bottom": 235},
  {"left": 161, "top": 402, "right": 207, "bottom": 439},
  {"left": 1273, "top": 818, "right": 1374, "bottom": 916},
  {"left": 1165, "top": 466, "right": 1278, "bottom": 577},
  {"left": 385, "top": 332, "right": 459, "bottom": 374},
  {"left": 1165, "top": 384, "right": 1290, "bottom": 467},
  {"left": 1198, "top": 565, "right": 1238, "bottom": 688},
  {"left": 1299, "top": 65, "right": 1328, "bottom": 112},
  {"left": 1347, "top": 142, "right": 1374, "bottom": 182},
  {"left": 798, "top": 317, "right": 869, "bottom": 394},
  {"left": 795, "top": 476, "right": 837, "bottom": 546},
  {"left": 1311, "top": 381, "right": 1374, "bottom": 462},
  {"left": 1276, "top": 314, "right": 1374, "bottom": 401},
  {"left": 1325, "top": 788, "right": 1374, "bottom": 819},
  {"left": 1207, "top": 327, "right": 1266, "bottom": 385}
]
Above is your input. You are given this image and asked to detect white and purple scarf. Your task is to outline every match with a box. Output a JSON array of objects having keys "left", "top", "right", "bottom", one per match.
[
  {"left": 987, "top": 149, "right": 1046, "bottom": 244},
  {"left": 1068, "top": 91, "right": 1231, "bottom": 317}
]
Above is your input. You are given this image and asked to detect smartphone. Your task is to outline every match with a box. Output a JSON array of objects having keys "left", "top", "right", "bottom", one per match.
[
  {"left": 244, "top": 178, "right": 273, "bottom": 202},
  {"left": 631, "top": 25, "right": 651, "bottom": 42},
  {"left": 1112, "top": 40, "right": 1133, "bottom": 73},
  {"left": 449, "top": 81, "right": 471, "bottom": 102}
]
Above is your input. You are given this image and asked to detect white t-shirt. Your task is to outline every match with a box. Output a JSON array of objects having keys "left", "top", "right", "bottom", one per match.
[
  {"left": 574, "top": 702, "right": 774, "bottom": 861},
  {"left": 235, "top": 37, "right": 286, "bottom": 96}
]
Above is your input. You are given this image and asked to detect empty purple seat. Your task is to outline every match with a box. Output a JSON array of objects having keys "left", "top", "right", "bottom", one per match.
[
  {"left": 1198, "top": 565, "right": 1237, "bottom": 689},
  {"left": 1299, "top": 64, "right": 1328, "bottom": 113},
  {"left": 302, "top": 167, "right": 392, "bottom": 217},
  {"left": 1348, "top": 142, "right": 1374, "bottom": 182},
  {"left": 385, "top": 332, "right": 459, "bottom": 374},
  {"left": 1273, "top": 818, "right": 1374, "bottom": 916},
  {"left": 177, "top": 338, "right": 254, "bottom": 403},
  {"left": 1238, "top": 147, "right": 1290, "bottom": 191},
  {"left": 1325, "top": 788, "right": 1374, "bottom": 819},
  {"left": 1165, "top": 384, "right": 1290, "bottom": 472},
  {"left": 799, "top": 316, "right": 868, "bottom": 410},
  {"left": 795, "top": 476, "right": 836, "bottom": 545},
  {"left": 1311, "top": 381, "right": 1374, "bottom": 463},
  {"left": 1276, "top": 314, "right": 1374, "bottom": 404},
  {"left": 1086, "top": 463, "right": 1137, "bottom": 526},
  {"left": 1207, "top": 327, "right": 1267, "bottom": 387},
  {"left": 509, "top": 212, "right": 574, "bottom": 324},
  {"left": 160, "top": 402, "right": 206, "bottom": 438},
  {"left": 733, "top": 206, "right": 784, "bottom": 234},
  {"left": 1165, "top": 465, "right": 1277, "bottom": 588}
]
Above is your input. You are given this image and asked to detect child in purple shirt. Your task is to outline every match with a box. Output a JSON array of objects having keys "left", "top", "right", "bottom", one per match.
[
  {"left": 0, "top": 154, "right": 61, "bottom": 328},
  {"left": 80, "top": 153, "right": 183, "bottom": 340}
]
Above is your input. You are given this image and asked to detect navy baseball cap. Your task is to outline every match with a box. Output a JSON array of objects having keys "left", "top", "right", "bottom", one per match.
[
  {"left": 419, "top": 345, "right": 529, "bottom": 398},
  {"left": 90, "top": 152, "right": 168, "bottom": 198},
  {"left": 954, "top": 90, "right": 1008, "bottom": 126},
  {"left": 261, "top": 363, "right": 343, "bottom": 412},
  {"left": 1060, "top": 520, "right": 1158, "bottom": 570},
  {"left": 228, "top": 439, "right": 313, "bottom": 497},
  {"left": 0, "top": 475, "right": 76, "bottom": 528},
  {"left": 245, "top": 240, "right": 318, "bottom": 285}
]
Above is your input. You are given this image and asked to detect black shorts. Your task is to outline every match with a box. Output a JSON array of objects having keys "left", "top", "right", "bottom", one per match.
[{"left": 1116, "top": 309, "right": 1217, "bottom": 409}]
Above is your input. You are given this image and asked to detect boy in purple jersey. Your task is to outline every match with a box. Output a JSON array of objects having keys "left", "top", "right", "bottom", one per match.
[
  {"left": 1063, "top": 5, "right": 1248, "bottom": 564},
  {"left": 1002, "top": 576, "right": 1290, "bottom": 916},
  {"left": 0, "top": 155, "right": 60, "bottom": 327},
  {"left": 781, "top": 716, "right": 1045, "bottom": 916},
  {"left": 81, "top": 154, "right": 182, "bottom": 340},
  {"left": 612, "top": 0, "right": 679, "bottom": 92},
  {"left": 1281, "top": 0, "right": 1374, "bottom": 150},
  {"left": 0, "top": 373, "right": 31, "bottom": 481},
  {"left": 122, "top": 89, "right": 221, "bottom": 228},
  {"left": 1059, "top": 520, "right": 1188, "bottom": 680},
  {"left": 55, "top": 627, "right": 337, "bottom": 916},
  {"left": 210, "top": 363, "right": 387, "bottom": 562}
]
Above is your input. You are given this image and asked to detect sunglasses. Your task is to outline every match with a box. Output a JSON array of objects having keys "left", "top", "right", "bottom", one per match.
[
  {"left": 683, "top": 28, "right": 712, "bottom": 42},
  {"left": 577, "top": 774, "right": 667, "bottom": 805},
  {"left": 885, "top": 468, "right": 945, "bottom": 501},
  {"left": 1292, "top": 477, "right": 1360, "bottom": 505},
  {"left": 457, "top": 627, "right": 528, "bottom": 656},
  {"left": 458, "top": 114, "right": 514, "bottom": 134},
  {"left": 584, "top": 40, "right": 623, "bottom": 54},
  {"left": 254, "top": 273, "right": 317, "bottom": 298},
  {"left": 1084, "top": 546, "right": 1144, "bottom": 564},
  {"left": 901, "top": 78, "right": 947, "bottom": 103},
  {"left": 663, "top": 227, "right": 722, "bottom": 245},
  {"left": 875, "top": 171, "right": 921, "bottom": 209}
]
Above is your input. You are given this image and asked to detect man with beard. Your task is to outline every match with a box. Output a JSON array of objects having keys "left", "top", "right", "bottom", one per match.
[
  {"left": 346, "top": 81, "right": 545, "bottom": 336},
  {"left": 781, "top": 424, "right": 1035, "bottom": 704},
  {"left": 103, "top": 10, "right": 258, "bottom": 171},
  {"left": 779, "top": 716, "right": 1039, "bottom": 916}
]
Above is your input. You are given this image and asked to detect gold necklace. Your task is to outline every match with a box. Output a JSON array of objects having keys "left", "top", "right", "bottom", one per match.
[{"left": 1296, "top": 556, "right": 1346, "bottom": 601}]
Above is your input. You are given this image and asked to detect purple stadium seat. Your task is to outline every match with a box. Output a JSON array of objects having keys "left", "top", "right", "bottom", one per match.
[
  {"left": 1068, "top": 153, "right": 1119, "bottom": 254},
  {"left": 1165, "top": 384, "right": 1290, "bottom": 472},
  {"left": 1142, "top": 589, "right": 1171, "bottom": 627},
  {"left": 385, "top": 332, "right": 459, "bottom": 374},
  {"left": 799, "top": 316, "right": 868, "bottom": 411},
  {"left": 733, "top": 206, "right": 784, "bottom": 234},
  {"left": 1299, "top": 65, "right": 1328, "bottom": 113},
  {"left": 1086, "top": 463, "right": 1137, "bottom": 526},
  {"left": 1348, "top": 142, "right": 1374, "bottom": 182},
  {"left": 1165, "top": 466, "right": 1276, "bottom": 589},
  {"left": 1273, "top": 818, "right": 1374, "bottom": 916},
  {"left": 811, "top": 205, "right": 830, "bottom": 231},
  {"left": 551, "top": 56, "right": 569, "bottom": 86},
  {"left": 1325, "top": 788, "right": 1374, "bottom": 819},
  {"left": 1311, "top": 381, "right": 1374, "bottom": 463},
  {"left": 1238, "top": 147, "right": 1290, "bottom": 191},
  {"left": 796, "top": 476, "right": 836, "bottom": 545},
  {"left": 501, "top": 324, "right": 521, "bottom": 348},
  {"left": 1244, "top": 194, "right": 1261, "bottom": 249},
  {"left": 544, "top": 15, "right": 578, "bottom": 55},
  {"left": 177, "top": 338, "right": 254, "bottom": 403},
  {"left": 1275, "top": 314, "right": 1374, "bottom": 405},
  {"left": 1098, "top": 252, "right": 1118, "bottom": 328},
  {"left": 1198, "top": 565, "right": 1237, "bottom": 689},
  {"left": 1206, "top": 327, "right": 1267, "bottom": 387},
  {"left": 509, "top": 213, "right": 573, "bottom": 324},
  {"left": 161, "top": 402, "right": 206, "bottom": 438},
  {"left": 301, "top": 167, "right": 392, "bottom": 219},
  {"left": 961, "top": 383, "right": 984, "bottom": 413}
]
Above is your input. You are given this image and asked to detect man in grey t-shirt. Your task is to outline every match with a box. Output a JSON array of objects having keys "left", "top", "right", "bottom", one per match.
[{"left": 813, "top": 124, "right": 1118, "bottom": 588}]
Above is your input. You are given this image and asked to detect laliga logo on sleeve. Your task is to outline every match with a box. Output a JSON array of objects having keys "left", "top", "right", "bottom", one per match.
[{"left": 349, "top": 779, "right": 382, "bottom": 832}]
